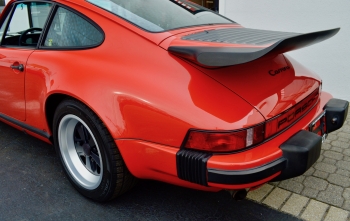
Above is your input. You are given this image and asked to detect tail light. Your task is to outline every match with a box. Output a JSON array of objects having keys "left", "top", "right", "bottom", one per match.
[{"left": 183, "top": 124, "right": 264, "bottom": 152}]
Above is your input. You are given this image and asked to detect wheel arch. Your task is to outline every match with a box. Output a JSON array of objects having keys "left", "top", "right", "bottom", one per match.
[
  {"left": 45, "top": 93, "right": 119, "bottom": 141},
  {"left": 45, "top": 93, "right": 71, "bottom": 137}
]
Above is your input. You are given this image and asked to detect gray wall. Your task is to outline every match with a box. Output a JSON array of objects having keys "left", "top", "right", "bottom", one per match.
[{"left": 219, "top": 0, "right": 350, "bottom": 101}]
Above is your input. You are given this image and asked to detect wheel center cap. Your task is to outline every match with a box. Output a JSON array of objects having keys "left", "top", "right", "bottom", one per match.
[{"left": 83, "top": 143, "right": 91, "bottom": 156}]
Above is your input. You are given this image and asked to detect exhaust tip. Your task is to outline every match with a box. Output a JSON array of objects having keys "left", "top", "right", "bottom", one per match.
[
  {"left": 228, "top": 189, "right": 247, "bottom": 201},
  {"left": 233, "top": 189, "right": 247, "bottom": 200}
]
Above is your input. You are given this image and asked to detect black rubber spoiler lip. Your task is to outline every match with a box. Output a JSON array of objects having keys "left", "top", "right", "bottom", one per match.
[{"left": 168, "top": 28, "right": 340, "bottom": 67}]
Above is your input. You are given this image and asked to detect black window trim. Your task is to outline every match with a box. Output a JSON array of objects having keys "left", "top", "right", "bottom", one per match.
[
  {"left": 0, "top": 3, "right": 14, "bottom": 45},
  {"left": 39, "top": 2, "right": 105, "bottom": 51}
]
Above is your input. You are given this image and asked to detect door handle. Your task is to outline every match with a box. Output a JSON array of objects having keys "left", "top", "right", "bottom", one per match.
[{"left": 11, "top": 64, "right": 24, "bottom": 72}]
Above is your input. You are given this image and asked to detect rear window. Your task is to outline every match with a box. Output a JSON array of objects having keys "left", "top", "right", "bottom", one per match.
[{"left": 87, "top": 0, "right": 233, "bottom": 32}]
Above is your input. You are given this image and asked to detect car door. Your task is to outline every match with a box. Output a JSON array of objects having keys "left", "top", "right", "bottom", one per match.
[{"left": 0, "top": 2, "right": 52, "bottom": 121}]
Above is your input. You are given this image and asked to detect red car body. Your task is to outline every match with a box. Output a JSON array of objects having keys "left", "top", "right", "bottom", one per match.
[{"left": 0, "top": 0, "right": 348, "bottom": 201}]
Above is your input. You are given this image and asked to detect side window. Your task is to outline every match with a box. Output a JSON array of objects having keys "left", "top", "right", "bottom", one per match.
[
  {"left": 44, "top": 7, "right": 103, "bottom": 47},
  {"left": 9, "top": 4, "right": 30, "bottom": 33},
  {"left": 1, "top": 2, "right": 52, "bottom": 47}
]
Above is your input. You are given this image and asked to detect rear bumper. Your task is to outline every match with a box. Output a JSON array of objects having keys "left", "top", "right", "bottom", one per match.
[
  {"left": 203, "top": 130, "right": 320, "bottom": 185},
  {"left": 116, "top": 97, "right": 348, "bottom": 191},
  {"left": 177, "top": 98, "right": 349, "bottom": 188}
]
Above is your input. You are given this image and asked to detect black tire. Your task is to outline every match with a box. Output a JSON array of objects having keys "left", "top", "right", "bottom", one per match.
[{"left": 53, "top": 99, "right": 136, "bottom": 202}]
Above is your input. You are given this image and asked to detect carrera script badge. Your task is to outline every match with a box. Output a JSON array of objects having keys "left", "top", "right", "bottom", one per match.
[{"left": 269, "top": 66, "right": 291, "bottom": 76}]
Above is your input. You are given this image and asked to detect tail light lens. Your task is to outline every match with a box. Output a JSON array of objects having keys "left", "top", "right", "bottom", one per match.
[{"left": 184, "top": 124, "right": 264, "bottom": 152}]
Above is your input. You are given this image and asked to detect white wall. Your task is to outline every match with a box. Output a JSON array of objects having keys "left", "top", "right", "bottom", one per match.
[{"left": 220, "top": 0, "right": 350, "bottom": 101}]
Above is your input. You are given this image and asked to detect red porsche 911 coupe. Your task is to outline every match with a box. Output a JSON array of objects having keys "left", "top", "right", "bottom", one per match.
[{"left": 0, "top": 0, "right": 348, "bottom": 202}]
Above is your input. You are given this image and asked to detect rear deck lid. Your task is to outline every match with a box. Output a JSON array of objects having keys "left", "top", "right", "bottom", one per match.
[
  {"left": 163, "top": 26, "right": 339, "bottom": 119},
  {"left": 199, "top": 54, "right": 321, "bottom": 120}
]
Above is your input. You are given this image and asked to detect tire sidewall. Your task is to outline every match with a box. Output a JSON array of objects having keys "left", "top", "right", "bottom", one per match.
[{"left": 53, "top": 100, "right": 116, "bottom": 202}]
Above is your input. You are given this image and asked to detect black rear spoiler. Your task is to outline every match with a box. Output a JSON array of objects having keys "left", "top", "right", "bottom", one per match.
[{"left": 168, "top": 28, "right": 340, "bottom": 67}]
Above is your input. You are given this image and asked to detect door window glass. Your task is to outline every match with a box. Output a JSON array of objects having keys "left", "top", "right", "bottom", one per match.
[
  {"left": 9, "top": 3, "right": 30, "bottom": 33},
  {"left": 31, "top": 3, "right": 53, "bottom": 28},
  {"left": 1, "top": 2, "right": 52, "bottom": 47}
]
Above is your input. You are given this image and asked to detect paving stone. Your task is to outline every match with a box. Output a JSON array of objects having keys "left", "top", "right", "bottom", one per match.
[
  {"left": 301, "top": 199, "right": 328, "bottom": 221},
  {"left": 321, "top": 142, "right": 331, "bottom": 150},
  {"left": 291, "top": 175, "right": 305, "bottom": 183},
  {"left": 327, "top": 174, "right": 350, "bottom": 187},
  {"left": 332, "top": 140, "right": 350, "bottom": 149},
  {"left": 318, "top": 191, "right": 344, "bottom": 207},
  {"left": 317, "top": 184, "right": 344, "bottom": 207},
  {"left": 314, "top": 162, "right": 337, "bottom": 173},
  {"left": 268, "top": 181, "right": 280, "bottom": 186},
  {"left": 262, "top": 187, "right": 291, "bottom": 210},
  {"left": 304, "top": 167, "right": 315, "bottom": 176},
  {"left": 324, "top": 206, "right": 350, "bottom": 221},
  {"left": 323, "top": 150, "right": 343, "bottom": 160},
  {"left": 331, "top": 146, "right": 344, "bottom": 153},
  {"left": 342, "top": 200, "right": 350, "bottom": 211},
  {"left": 316, "top": 154, "right": 324, "bottom": 162},
  {"left": 343, "top": 188, "right": 350, "bottom": 199},
  {"left": 303, "top": 176, "right": 328, "bottom": 191},
  {"left": 278, "top": 179, "right": 304, "bottom": 194},
  {"left": 247, "top": 184, "right": 274, "bottom": 202},
  {"left": 281, "top": 193, "right": 309, "bottom": 217},
  {"left": 302, "top": 187, "right": 319, "bottom": 198},
  {"left": 327, "top": 134, "right": 338, "bottom": 141},
  {"left": 323, "top": 157, "right": 336, "bottom": 165},
  {"left": 338, "top": 132, "right": 350, "bottom": 139},
  {"left": 338, "top": 137, "right": 349, "bottom": 143},
  {"left": 313, "top": 170, "right": 329, "bottom": 179},
  {"left": 336, "top": 160, "right": 350, "bottom": 171},
  {"left": 343, "top": 149, "right": 350, "bottom": 157},
  {"left": 337, "top": 169, "right": 350, "bottom": 177},
  {"left": 326, "top": 183, "right": 344, "bottom": 194},
  {"left": 344, "top": 156, "right": 350, "bottom": 162},
  {"left": 342, "top": 125, "right": 350, "bottom": 133}
]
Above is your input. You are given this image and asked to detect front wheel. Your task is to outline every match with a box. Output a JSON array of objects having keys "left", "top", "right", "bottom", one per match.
[{"left": 53, "top": 99, "right": 136, "bottom": 202}]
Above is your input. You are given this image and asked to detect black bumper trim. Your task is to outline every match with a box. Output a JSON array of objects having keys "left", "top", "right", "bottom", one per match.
[
  {"left": 177, "top": 149, "right": 212, "bottom": 186},
  {"left": 324, "top": 98, "right": 349, "bottom": 134},
  {"left": 207, "top": 158, "right": 287, "bottom": 185},
  {"left": 272, "top": 130, "right": 322, "bottom": 181}
]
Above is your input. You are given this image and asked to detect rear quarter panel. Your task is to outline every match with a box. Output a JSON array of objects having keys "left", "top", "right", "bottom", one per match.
[{"left": 25, "top": 2, "right": 263, "bottom": 148}]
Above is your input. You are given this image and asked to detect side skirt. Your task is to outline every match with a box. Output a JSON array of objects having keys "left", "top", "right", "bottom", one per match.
[{"left": 0, "top": 113, "right": 52, "bottom": 141}]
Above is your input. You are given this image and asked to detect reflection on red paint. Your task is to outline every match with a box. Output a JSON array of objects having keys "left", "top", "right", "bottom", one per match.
[{"left": 265, "top": 88, "right": 320, "bottom": 138}]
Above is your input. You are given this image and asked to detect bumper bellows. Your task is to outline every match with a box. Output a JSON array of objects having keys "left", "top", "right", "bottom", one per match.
[{"left": 176, "top": 149, "right": 211, "bottom": 186}]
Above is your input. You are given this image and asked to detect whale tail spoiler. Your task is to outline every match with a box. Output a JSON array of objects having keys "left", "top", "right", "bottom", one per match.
[{"left": 168, "top": 28, "right": 340, "bottom": 67}]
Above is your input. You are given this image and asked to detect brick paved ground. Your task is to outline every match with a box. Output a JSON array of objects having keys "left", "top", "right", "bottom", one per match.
[{"left": 248, "top": 108, "right": 350, "bottom": 221}]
